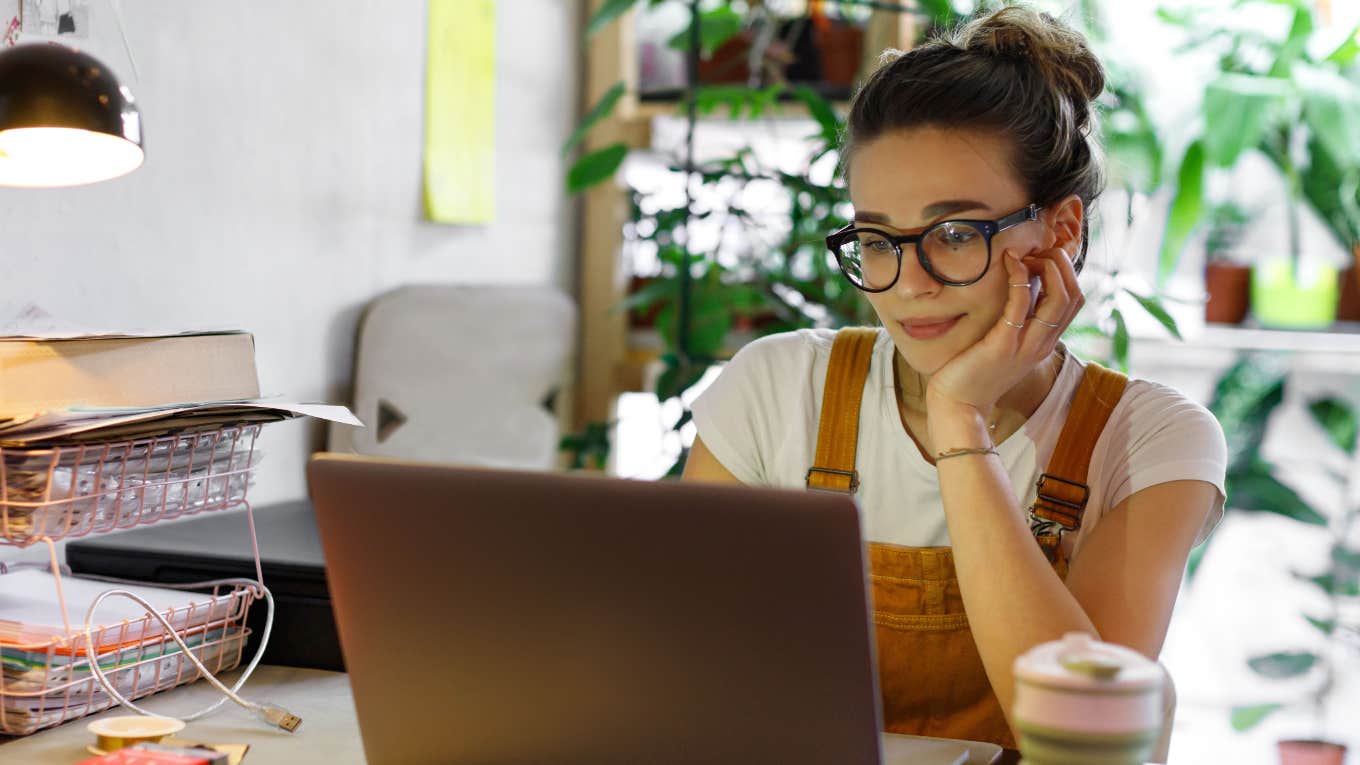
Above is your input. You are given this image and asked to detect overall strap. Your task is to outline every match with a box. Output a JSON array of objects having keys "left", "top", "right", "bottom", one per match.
[
  {"left": 1032, "top": 362, "right": 1129, "bottom": 531},
  {"left": 806, "top": 327, "right": 879, "bottom": 493}
]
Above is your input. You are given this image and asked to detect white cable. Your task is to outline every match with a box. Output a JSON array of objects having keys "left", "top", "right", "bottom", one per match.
[{"left": 79, "top": 577, "right": 298, "bottom": 731}]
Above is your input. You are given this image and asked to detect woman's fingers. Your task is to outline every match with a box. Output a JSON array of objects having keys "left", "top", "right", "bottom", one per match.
[
  {"left": 1000, "top": 251, "right": 1035, "bottom": 334},
  {"left": 1025, "top": 253, "right": 1070, "bottom": 327}
]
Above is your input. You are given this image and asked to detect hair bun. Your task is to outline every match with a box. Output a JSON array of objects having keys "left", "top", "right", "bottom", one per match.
[{"left": 957, "top": 7, "right": 1105, "bottom": 109}]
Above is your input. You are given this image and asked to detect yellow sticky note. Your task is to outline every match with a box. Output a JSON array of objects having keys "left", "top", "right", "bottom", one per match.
[{"left": 423, "top": 0, "right": 495, "bottom": 224}]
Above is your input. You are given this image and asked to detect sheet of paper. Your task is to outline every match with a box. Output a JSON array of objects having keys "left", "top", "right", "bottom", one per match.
[
  {"left": 0, "top": 569, "right": 244, "bottom": 646},
  {"left": 422, "top": 0, "right": 496, "bottom": 224},
  {"left": 0, "top": 399, "right": 362, "bottom": 444},
  {"left": 0, "top": 304, "right": 246, "bottom": 340}
]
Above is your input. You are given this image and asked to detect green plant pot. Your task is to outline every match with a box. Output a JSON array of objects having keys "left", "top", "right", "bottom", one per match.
[{"left": 1250, "top": 259, "right": 1339, "bottom": 329}]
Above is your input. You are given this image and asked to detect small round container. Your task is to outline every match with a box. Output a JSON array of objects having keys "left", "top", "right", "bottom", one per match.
[
  {"left": 86, "top": 715, "right": 185, "bottom": 754},
  {"left": 1012, "top": 632, "right": 1164, "bottom": 765}
]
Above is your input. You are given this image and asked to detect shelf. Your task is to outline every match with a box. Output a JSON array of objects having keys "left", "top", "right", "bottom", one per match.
[
  {"left": 620, "top": 323, "right": 1360, "bottom": 393},
  {"left": 634, "top": 85, "right": 852, "bottom": 121}
]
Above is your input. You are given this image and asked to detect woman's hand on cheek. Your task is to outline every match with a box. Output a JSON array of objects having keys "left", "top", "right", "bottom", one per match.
[{"left": 923, "top": 246, "right": 1081, "bottom": 432}]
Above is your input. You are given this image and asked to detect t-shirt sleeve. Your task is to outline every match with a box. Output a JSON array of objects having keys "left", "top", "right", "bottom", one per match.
[
  {"left": 1096, "top": 381, "right": 1228, "bottom": 547},
  {"left": 690, "top": 332, "right": 808, "bottom": 486}
]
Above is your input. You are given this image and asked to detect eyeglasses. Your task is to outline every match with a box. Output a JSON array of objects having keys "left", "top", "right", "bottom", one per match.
[{"left": 825, "top": 204, "right": 1042, "bottom": 291}]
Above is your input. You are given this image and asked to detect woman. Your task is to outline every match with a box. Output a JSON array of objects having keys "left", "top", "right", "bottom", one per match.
[{"left": 682, "top": 6, "right": 1226, "bottom": 751}]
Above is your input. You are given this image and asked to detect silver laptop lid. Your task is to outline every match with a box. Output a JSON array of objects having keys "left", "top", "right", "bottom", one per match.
[{"left": 308, "top": 454, "right": 883, "bottom": 765}]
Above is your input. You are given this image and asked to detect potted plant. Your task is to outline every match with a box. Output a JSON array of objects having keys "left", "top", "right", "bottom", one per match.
[
  {"left": 1202, "top": 355, "right": 1359, "bottom": 762},
  {"left": 1203, "top": 201, "right": 1254, "bottom": 324},
  {"left": 1154, "top": 0, "right": 1360, "bottom": 329},
  {"left": 564, "top": 0, "right": 1187, "bottom": 471}
]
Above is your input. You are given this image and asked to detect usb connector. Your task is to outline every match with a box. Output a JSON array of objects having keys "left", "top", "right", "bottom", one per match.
[{"left": 257, "top": 704, "right": 302, "bottom": 732}]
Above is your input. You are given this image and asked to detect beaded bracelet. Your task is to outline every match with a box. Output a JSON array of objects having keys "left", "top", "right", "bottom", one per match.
[{"left": 935, "top": 446, "right": 999, "bottom": 461}]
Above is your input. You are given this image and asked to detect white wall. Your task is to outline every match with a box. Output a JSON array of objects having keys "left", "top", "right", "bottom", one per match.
[{"left": 0, "top": 1, "right": 583, "bottom": 505}]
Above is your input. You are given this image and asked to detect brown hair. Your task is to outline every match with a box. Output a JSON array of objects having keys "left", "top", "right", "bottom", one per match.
[{"left": 843, "top": 6, "right": 1106, "bottom": 271}]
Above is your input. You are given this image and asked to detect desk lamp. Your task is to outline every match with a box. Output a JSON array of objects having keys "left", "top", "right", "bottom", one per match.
[{"left": 0, "top": 42, "right": 142, "bottom": 187}]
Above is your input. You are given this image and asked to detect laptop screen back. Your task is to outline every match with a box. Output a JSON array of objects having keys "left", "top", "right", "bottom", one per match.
[{"left": 307, "top": 454, "right": 883, "bottom": 765}]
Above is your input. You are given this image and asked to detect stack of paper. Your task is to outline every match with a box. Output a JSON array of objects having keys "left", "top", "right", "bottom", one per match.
[
  {"left": 0, "top": 427, "right": 262, "bottom": 545},
  {"left": 0, "top": 398, "right": 361, "bottom": 446},
  {"left": 0, "top": 570, "right": 253, "bottom": 734}
]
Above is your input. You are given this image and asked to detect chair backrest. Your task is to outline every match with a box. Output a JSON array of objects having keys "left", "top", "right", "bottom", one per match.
[{"left": 327, "top": 284, "right": 576, "bottom": 470}]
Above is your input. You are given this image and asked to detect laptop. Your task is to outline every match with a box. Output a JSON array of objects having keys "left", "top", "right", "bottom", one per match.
[{"left": 306, "top": 453, "right": 998, "bottom": 765}]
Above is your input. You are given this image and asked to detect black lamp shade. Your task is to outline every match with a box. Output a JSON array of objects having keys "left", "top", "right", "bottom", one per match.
[{"left": 0, "top": 43, "right": 143, "bottom": 187}]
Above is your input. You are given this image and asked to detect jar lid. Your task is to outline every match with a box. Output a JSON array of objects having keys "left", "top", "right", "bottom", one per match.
[{"left": 1013, "top": 632, "right": 1163, "bottom": 693}]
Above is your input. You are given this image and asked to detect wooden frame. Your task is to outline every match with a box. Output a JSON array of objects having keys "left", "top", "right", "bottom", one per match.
[{"left": 571, "top": 3, "right": 915, "bottom": 432}]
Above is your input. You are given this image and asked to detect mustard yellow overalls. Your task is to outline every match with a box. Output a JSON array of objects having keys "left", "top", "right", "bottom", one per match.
[{"left": 805, "top": 327, "right": 1127, "bottom": 749}]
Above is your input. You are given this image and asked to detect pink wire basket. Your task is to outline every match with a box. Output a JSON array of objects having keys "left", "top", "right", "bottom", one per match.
[
  {"left": 0, "top": 578, "right": 257, "bottom": 736},
  {"left": 0, "top": 424, "right": 261, "bottom": 547}
]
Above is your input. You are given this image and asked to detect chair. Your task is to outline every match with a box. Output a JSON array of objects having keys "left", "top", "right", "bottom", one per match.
[{"left": 327, "top": 284, "right": 576, "bottom": 470}]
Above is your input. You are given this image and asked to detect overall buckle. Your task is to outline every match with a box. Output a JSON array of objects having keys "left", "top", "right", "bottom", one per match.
[
  {"left": 806, "top": 466, "right": 859, "bottom": 494},
  {"left": 1032, "top": 473, "right": 1089, "bottom": 530}
]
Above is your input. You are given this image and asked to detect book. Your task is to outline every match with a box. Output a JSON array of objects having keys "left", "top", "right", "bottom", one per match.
[{"left": 0, "top": 332, "right": 260, "bottom": 419}]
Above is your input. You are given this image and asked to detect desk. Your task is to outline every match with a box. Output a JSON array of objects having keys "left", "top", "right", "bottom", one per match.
[
  {"left": 0, "top": 666, "right": 1024, "bottom": 764},
  {"left": 0, "top": 666, "right": 365, "bottom": 764}
]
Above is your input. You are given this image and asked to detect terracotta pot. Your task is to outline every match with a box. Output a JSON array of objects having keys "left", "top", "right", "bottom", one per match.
[
  {"left": 696, "top": 34, "right": 753, "bottom": 85},
  {"left": 1278, "top": 739, "right": 1347, "bottom": 765},
  {"left": 1338, "top": 245, "right": 1360, "bottom": 321},
  {"left": 1204, "top": 261, "right": 1251, "bottom": 324},
  {"left": 812, "top": 20, "right": 863, "bottom": 87},
  {"left": 1335, "top": 265, "right": 1360, "bottom": 321}
]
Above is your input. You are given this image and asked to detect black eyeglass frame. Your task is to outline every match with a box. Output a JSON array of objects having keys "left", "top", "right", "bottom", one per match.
[{"left": 825, "top": 203, "right": 1043, "bottom": 290}]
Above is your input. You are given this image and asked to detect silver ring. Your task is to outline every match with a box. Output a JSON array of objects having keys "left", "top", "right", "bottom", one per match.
[
  {"left": 1002, "top": 318, "right": 1025, "bottom": 329},
  {"left": 1008, "top": 282, "right": 1032, "bottom": 288},
  {"left": 1032, "top": 316, "right": 1060, "bottom": 328}
]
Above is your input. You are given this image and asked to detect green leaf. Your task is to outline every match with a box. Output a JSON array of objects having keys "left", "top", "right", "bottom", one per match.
[
  {"left": 1267, "top": 5, "right": 1313, "bottom": 78},
  {"left": 794, "top": 86, "right": 842, "bottom": 145},
  {"left": 1158, "top": 141, "right": 1205, "bottom": 288},
  {"left": 1231, "top": 703, "right": 1284, "bottom": 732},
  {"left": 585, "top": 0, "right": 641, "bottom": 39},
  {"left": 665, "top": 450, "right": 688, "bottom": 479},
  {"left": 562, "top": 82, "right": 626, "bottom": 157},
  {"left": 567, "top": 143, "right": 629, "bottom": 193},
  {"left": 1202, "top": 74, "right": 1288, "bottom": 168},
  {"left": 1247, "top": 651, "right": 1319, "bottom": 679},
  {"left": 1324, "top": 25, "right": 1360, "bottom": 67},
  {"left": 1227, "top": 469, "right": 1328, "bottom": 525},
  {"left": 558, "top": 420, "right": 612, "bottom": 470},
  {"left": 617, "top": 276, "right": 675, "bottom": 314},
  {"left": 1298, "top": 64, "right": 1360, "bottom": 169},
  {"left": 672, "top": 408, "right": 694, "bottom": 432},
  {"left": 654, "top": 354, "right": 709, "bottom": 401},
  {"left": 914, "top": 0, "right": 963, "bottom": 27},
  {"left": 1307, "top": 397, "right": 1358, "bottom": 454},
  {"left": 1155, "top": 7, "right": 1197, "bottom": 26},
  {"left": 1110, "top": 308, "right": 1130, "bottom": 372},
  {"left": 1209, "top": 356, "right": 1287, "bottom": 471},
  {"left": 1333, "top": 545, "right": 1360, "bottom": 573},
  {"left": 1103, "top": 85, "right": 1164, "bottom": 193},
  {"left": 1062, "top": 323, "right": 1108, "bottom": 339},
  {"left": 690, "top": 85, "right": 778, "bottom": 119},
  {"left": 686, "top": 290, "right": 735, "bottom": 359},
  {"left": 1124, "top": 290, "right": 1183, "bottom": 340},
  {"left": 1331, "top": 545, "right": 1360, "bottom": 593},
  {"left": 1302, "top": 573, "right": 1360, "bottom": 597},
  {"left": 1306, "top": 615, "right": 1337, "bottom": 635},
  {"left": 666, "top": 4, "right": 743, "bottom": 59}
]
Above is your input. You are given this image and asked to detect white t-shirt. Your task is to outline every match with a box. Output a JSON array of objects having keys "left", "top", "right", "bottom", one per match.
[{"left": 691, "top": 328, "right": 1227, "bottom": 560}]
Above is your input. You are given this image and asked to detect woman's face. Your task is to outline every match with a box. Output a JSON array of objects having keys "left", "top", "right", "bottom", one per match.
[{"left": 846, "top": 126, "right": 1055, "bottom": 376}]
